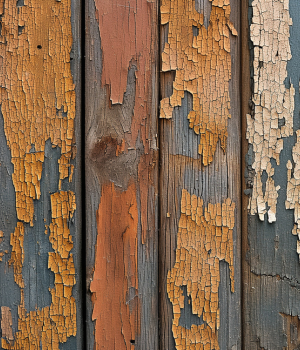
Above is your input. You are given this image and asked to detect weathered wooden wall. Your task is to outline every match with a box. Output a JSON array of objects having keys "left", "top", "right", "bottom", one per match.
[
  {"left": 2, "top": 0, "right": 300, "bottom": 349},
  {"left": 0, "top": 0, "right": 83, "bottom": 349},
  {"left": 243, "top": 0, "right": 300, "bottom": 348},
  {"left": 159, "top": 0, "right": 241, "bottom": 349},
  {"left": 85, "top": 0, "right": 159, "bottom": 349}
]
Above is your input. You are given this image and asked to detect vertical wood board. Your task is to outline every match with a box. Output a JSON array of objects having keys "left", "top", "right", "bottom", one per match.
[
  {"left": 85, "top": 0, "right": 159, "bottom": 349},
  {"left": 243, "top": 0, "right": 300, "bottom": 348},
  {"left": 0, "top": 0, "right": 83, "bottom": 348},
  {"left": 159, "top": 0, "right": 241, "bottom": 349}
]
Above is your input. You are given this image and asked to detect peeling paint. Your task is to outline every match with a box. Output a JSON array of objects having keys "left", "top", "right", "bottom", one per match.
[
  {"left": 167, "top": 189, "right": 235, "bottom": 349},
  {"left": 90, "top": 182, "right": 139, "bottom": 350},
  {"left": 0, "top": 0, "right": 76, "bottom": 225},
  {"left": 0, "top": 0, "right": 77, "bottom": 348},
  {"left": 94, "top": 0, "right": 156, "bottom": 244},
  {"left": 286, "top": 133, "right": 300, "bottom": 257},
  {"left": 247, "top": 0, "right": 294, "bottom": 223},
  {"left": 160, "top": 0, "right": 237, "bottom": 166},
  {"left": 2, "top": 191, "right": 76, "bottom": 350}
]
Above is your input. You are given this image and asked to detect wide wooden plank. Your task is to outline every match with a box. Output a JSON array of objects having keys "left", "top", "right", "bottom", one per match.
[
  {"left": 243, "top": 0, "right": 300, "bottom": 348},
  {"left": 85, "top": 0, "right": 159, "bottom": 348},
  {"left": 0, "top": 0, "right": 83, "bottom": 348},
  {"left": 159, "top": 0, "right": 241, "bottom": 349}
]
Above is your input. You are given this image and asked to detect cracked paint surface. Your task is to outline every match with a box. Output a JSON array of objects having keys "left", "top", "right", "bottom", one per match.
[
  {"left": 160, "top": 0, "right": 237, "bottom": 166},
  {"left": 2, "top": 192, "right": 76, "bottom": 350},
  {"left": 90, "top": 182, "right": 139, "bottom": 349},
  {"left": 246, "top": 0, "right": 294, "bottom": 223},
  {"left": 286, "top": 133, "right": 300, "bottom": 257},
  {"left": 167, "top": 189, "right": 235, "bottom": 349},
  {"left": 0, "top": 0, "right": 76, "bottom": 226},
  {"left": 0, "top": 0, "right": 77, "bottom": 348}
]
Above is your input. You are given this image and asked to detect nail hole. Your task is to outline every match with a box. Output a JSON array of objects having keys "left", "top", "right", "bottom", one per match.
[
  {"left": 192, "top": 25, "right": 199, "bottom": 37},
  {"left": 208, "top": 249, "right": 211, "bottom": 254},
  {"left": 18, "top": 26, "right": 24, "bottom": 35},
  {"left": 37, "top": 45, "right": 42, "bottom": 49},
  {"left": 130, "top": 340, "right": 135, "bottom": 344}
]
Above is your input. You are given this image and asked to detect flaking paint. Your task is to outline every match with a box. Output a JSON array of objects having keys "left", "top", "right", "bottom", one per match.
[
  {"left": 2, "top": 191, "right": 76, "bottom": 350},
  {"left": 0, "top": 0, "right": 77, "bottom": 347},
  {"left": 167, "top": 189, "right": 235, "bottom": 350},
  {"left": 286, "top": 134, "right": 300, "bottom": 257},
  {"left": 247, "top": 0, "right": 294, "bottom": 223},
  {"left": 0, "top": 0, "right": 76, "bottom": 225},
  {"left": 160, "top": 0, "right": 237, "bottom": 166}
]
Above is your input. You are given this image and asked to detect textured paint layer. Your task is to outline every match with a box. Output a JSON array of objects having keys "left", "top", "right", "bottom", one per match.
[
  {"left": 167, "top": 189, "right": 235, "bottom": 349},
  {"left": 0, "top": 0, "right": 77, "bottom": 347},
  {"left": 286, "top": 133, "right": 300, "bottom": 257},
  {"left": 0, "top": 0, "right": 76, "bottom": 225},
  {"left": 247, "top": 0, "right": 294, "bottom": 223},
  {"left": 90, "top": 182, "right": 139, "bottom": 349},
  {"left": 2, "top": 192, "right": 76, "bottom": 350},
  {"left": 160, "top": 0, "right": 237, "bottom": 166}
]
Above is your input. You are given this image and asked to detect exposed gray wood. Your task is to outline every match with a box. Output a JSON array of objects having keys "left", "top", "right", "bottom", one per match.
[
  {"left": 159, "top": 0, "right": 241, "bottom": 349},
  {"left": 0, "top": 0, "right": 83, "bottom": 348},
  {"left": 243, "top": 0, "right": 300, "bottom": 349},
  {"left": 85, "top": 0, "right": 159, "bottom": 349}
]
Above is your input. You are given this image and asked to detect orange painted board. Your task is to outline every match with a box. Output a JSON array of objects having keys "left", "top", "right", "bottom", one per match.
[
  {"left": 85, "top": 0, "right": 159, "bottom": 348},
  {"left": 0, "top": 0, "right": 83, "bottom": 348}
]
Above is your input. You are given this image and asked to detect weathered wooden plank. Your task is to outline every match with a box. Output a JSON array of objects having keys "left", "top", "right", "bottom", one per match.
[
  {"left": 85, "top": 0, "right": 159, "bottom": 349},
  {"left": 159, "top": 0, "right": 241, "bottom": 349},
  {"left": 0, "top": 0, "right": 82, "bottom": 348},
  {"left": 243, "top": 0, "right": 300, "bottom": 348}
]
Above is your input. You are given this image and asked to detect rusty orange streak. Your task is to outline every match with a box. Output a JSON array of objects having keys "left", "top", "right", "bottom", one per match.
[
  {"left": 94, "top": 0, "right": 156, "bottom": 250},
  {"left": 90, "top": 182, "right": 139, "bottom": 350}
]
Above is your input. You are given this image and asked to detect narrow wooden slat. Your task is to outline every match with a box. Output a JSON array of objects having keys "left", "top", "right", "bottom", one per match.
[
  {"left": 243, "top": 0, "right": 300, "bottom": 348},
  {"left": 85, "top": 0, "right": 159, "bottom": 348},
  {"left": 0, "top": 0, "right": 83, "bottom": 348},
  {"left": 159, "top": 0, "right": 241, "bottom": 348}
]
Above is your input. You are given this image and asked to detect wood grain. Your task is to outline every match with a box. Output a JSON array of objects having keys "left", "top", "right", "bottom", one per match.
[
  {"left": 0, "top": 0, "right": 82, "bottom": 348},
  {"left": 159, "top": 0, "right": 241, "bottom": 348},
  {"left": 243, "top": 0, "right": 300, "bottom": 348},
  {"left": 85, "top": 0, "right": 159, "bottom": 348}
]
